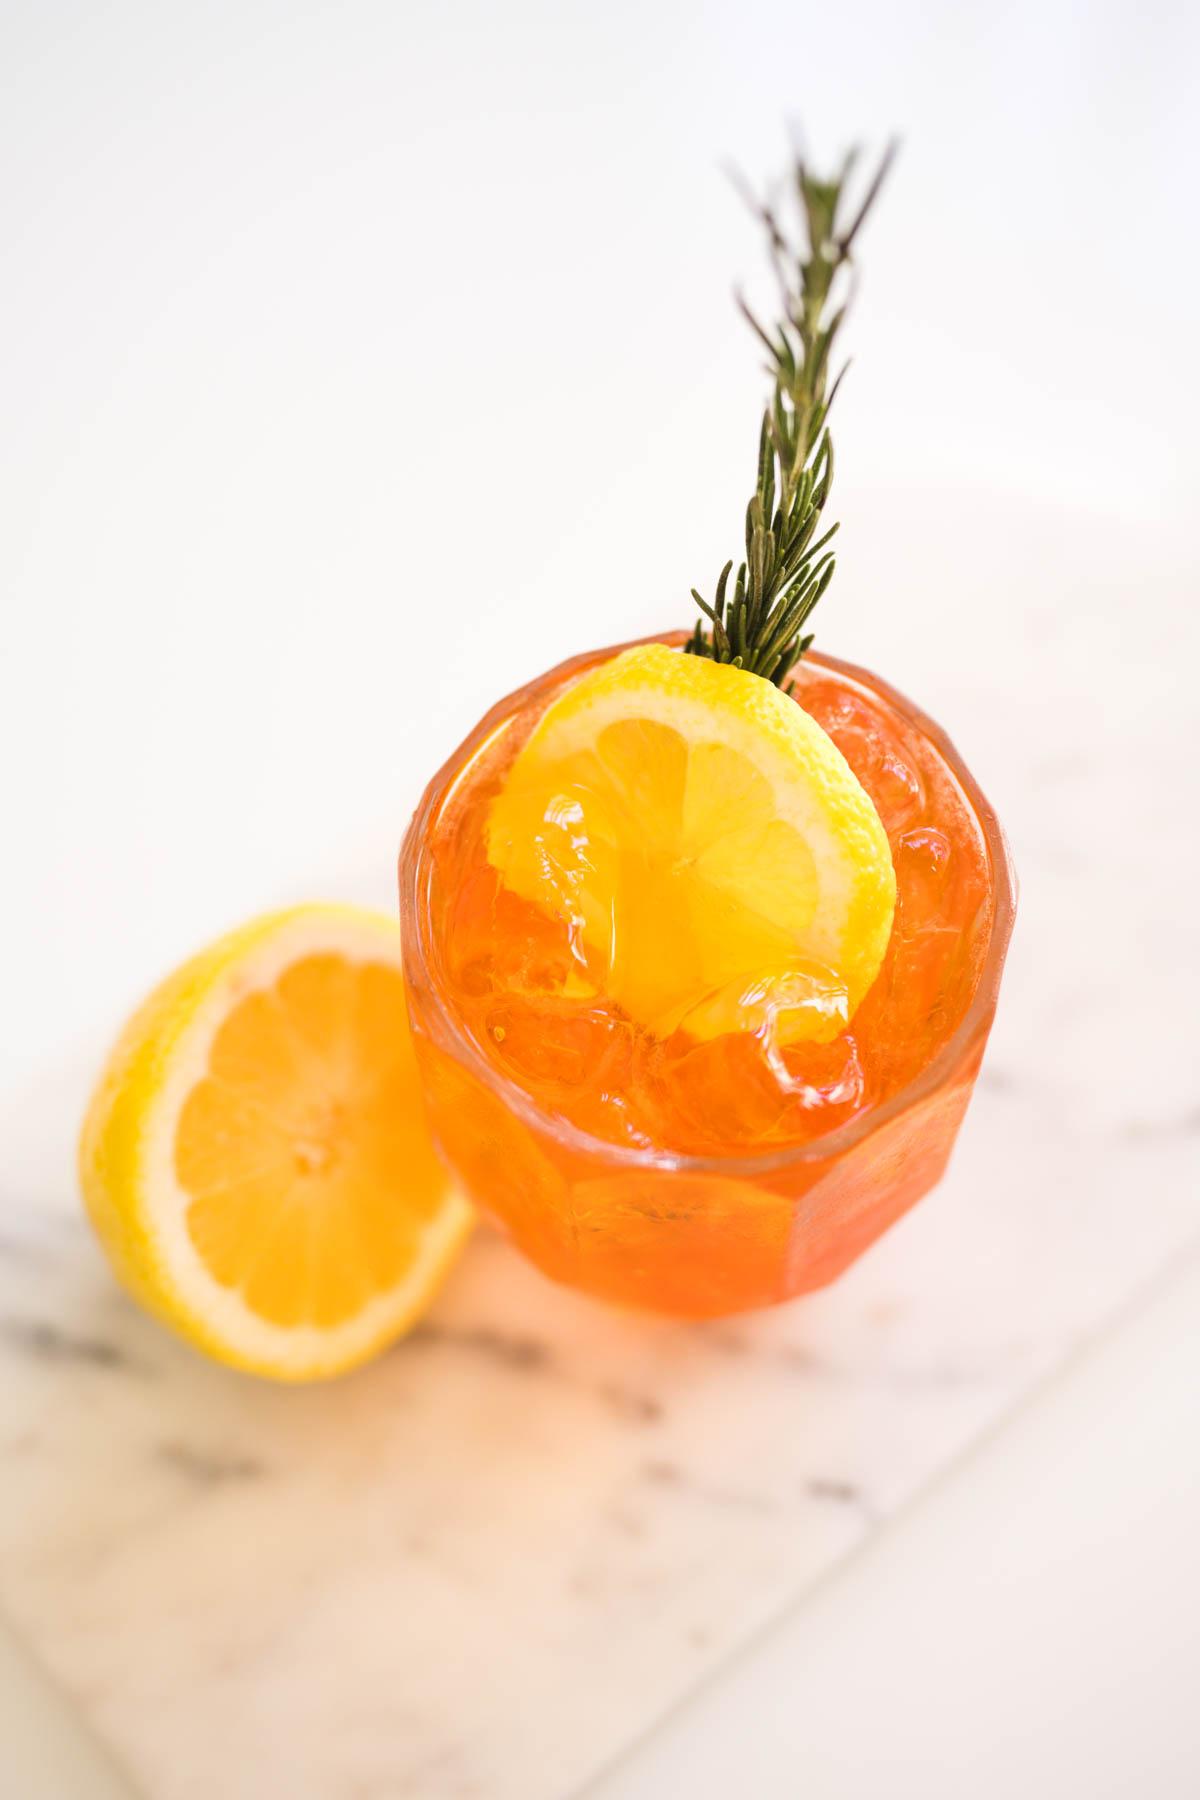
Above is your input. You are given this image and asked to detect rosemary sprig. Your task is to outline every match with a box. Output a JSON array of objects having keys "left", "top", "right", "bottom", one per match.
[{"left": 685, "top": 141, "right": 897, "bottom": 686}]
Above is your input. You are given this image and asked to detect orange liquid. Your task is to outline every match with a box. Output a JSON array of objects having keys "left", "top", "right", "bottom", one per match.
[{"left": 403, "top": 646, "right": 1006, "bottom": 1316}]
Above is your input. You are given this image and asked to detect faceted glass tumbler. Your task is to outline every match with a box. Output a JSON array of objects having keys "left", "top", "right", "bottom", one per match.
[{"left": 399, "top": 638, "right": 1016, "bottom": 1318}]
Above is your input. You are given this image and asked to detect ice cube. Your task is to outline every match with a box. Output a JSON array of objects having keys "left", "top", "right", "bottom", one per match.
[{"left": 798, "top": 680, "right": 927, "bottom": 836}]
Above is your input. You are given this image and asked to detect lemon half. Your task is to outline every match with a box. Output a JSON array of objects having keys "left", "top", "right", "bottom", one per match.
[{"left": 79, "top": 905, "right": 472, "bottom": 1381}]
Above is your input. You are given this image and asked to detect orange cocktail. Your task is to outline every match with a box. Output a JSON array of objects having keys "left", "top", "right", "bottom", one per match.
[
  {"left": 399, "top": 637, "right": 1014, "bottom": 1316},
  {"left": 399, "top": 142, "right": 1015, "bottom": 1316}
]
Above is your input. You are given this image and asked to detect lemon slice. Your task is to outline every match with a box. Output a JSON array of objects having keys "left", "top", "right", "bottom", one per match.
[
  {"left": 487, "top": 644, "right": 895, "bottom": 1042},
  {"left": 79, "top": 905, "right": 472, "bottom": 1381}
]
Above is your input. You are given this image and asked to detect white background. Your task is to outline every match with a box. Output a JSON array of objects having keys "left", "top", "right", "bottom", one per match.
[
  {"left": 5, "top": 0, "right": 1198, "bottom": 1086},
  {"left": 3, "top": 1, "right": 1199, "bottom": 1794}
]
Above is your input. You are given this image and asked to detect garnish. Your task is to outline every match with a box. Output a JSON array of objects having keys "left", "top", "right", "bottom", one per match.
[
  {"left": 685, "top": 142, "right": 897, "bottom": 686},
  {"left": 486, "top": 641, "right": 896, "bottom": 1047}
]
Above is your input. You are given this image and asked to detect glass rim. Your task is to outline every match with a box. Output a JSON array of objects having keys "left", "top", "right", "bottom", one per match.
[{"left": 399, "top": 632, "right": 1017, "bottom": 1178}]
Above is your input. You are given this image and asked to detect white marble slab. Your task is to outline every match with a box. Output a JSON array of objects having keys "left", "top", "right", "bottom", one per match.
[
  {"left": 2, "top": 514, "right": 1198, "bottom": 1799},
  {"left": 0, "top": 1010, "right": 1196, "bottom": 1800}
]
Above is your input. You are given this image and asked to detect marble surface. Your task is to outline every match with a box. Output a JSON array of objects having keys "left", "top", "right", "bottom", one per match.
[
  {"left": 582, "top": 1246, "right": 1200, "bottom": 1800},
  {"left": 1, "top": 993, "right": 1196, "bottom": 1799},
  {"left": 3, "top": 500, "right": 1200, "bottom": 1798},
  {"left": 3, "top": 502, "right": 1199, "bottom": 1799}
]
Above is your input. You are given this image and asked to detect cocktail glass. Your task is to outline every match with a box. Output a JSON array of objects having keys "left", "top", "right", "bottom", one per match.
[{"left": 399, "top": 635, "right": 1015, "bottom": 1318}]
